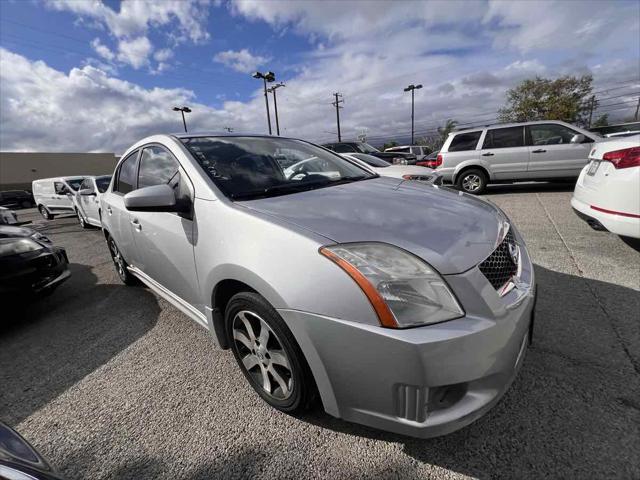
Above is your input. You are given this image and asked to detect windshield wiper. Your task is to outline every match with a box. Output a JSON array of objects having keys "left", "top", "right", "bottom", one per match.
[{"left": 230, "top": 175, "right": 373, "bottom": 200}]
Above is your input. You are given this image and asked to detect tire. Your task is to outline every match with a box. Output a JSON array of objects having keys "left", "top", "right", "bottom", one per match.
[
  {"left": 39, "top": 205, "right": 53, "bottom": 220},
  {"left": 106, "top": 235, "right": 138, "bottom": 286},
  {"left": 226, "top": 292, "right": 316, "bottom": 413},
  {"left": 456, "top": 169, "right": 488, "bottom": 195},
  {"left": 77, "top": 209, "right": 90, "bottom": 229}
]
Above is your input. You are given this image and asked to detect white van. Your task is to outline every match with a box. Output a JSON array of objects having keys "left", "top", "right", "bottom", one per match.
[{"left": 32, "top": 176, "right": 86, "bottom": 220}]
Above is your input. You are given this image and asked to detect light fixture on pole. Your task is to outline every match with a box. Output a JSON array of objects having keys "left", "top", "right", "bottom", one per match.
[
  {"left": 252, "top": 71, "right": 276, "bottom": 135},
  {"left": 172, "top": 106, "right": 191, "bottom": 133},
  {"left": 267, "top": 82, "right": 285, "bottom": 136},
  {"left": 403, "top": 84, "right": 422, "bottom": 144}
]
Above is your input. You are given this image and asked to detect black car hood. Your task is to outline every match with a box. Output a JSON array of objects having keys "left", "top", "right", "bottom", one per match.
[{"left": 0, "top": 225, "right": 36, "bottom": 238}]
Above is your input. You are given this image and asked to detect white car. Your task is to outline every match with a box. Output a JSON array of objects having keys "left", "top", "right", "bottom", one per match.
[
  {"left": 73, "top": 175, "right": 112, "bottom": 228},
  {"left": 32, "top": 176, "right": 86, "bottom": 220},
  {"left": 571, "top": 134, "right": 640, "bottom": 239},
  {"left": 341, "top": 153, "right": 435, "bottom": 180}
]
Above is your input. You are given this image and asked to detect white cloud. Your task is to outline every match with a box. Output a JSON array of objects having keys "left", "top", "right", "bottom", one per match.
[
  {"left": 45, "top": 0, "right": 211, "bottom": 43},
  {"left": 91, "top": 38, "right": 115, "bottom": 61},
  {"left": 116, "top": 36, "right": 153, "bottom": 69},
  {"left": 154, "top": 48, "right": 174, "bottom": 62},
  {"left": 213, "top": 49, "right": 270, "bottom": 73}
]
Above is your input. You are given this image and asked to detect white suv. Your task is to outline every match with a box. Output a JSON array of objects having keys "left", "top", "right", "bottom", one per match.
[{"left": 436, "top": 120, "right": 599, "bottom": 194}]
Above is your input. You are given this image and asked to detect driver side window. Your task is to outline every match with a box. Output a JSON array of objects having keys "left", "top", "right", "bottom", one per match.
[{"left": 54, "top": 182, "right": 69, "bottom": 195}]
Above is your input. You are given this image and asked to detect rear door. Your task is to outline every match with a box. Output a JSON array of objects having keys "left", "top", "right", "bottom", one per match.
[
  {"left": 526, "top": 123, "right": 594, "bottom": 177},
  {"left": 130, "top": 144, "right": 201, "bottom": 309},
  {"left": 103, "top": 150, "right": 139, "bottom": 266},
  {"left": 480, "top": 126, "right": 529, "bottom": 179}
]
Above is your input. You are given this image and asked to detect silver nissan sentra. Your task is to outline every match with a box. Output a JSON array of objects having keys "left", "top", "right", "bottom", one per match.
[{"left": 101, "top": 133, "right": 536, "bottom": 438}]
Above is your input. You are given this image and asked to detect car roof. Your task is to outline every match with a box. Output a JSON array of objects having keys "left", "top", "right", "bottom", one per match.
[
  {"left": 451, "top": 119, "right": 577, "bottom": 135},
  {"left": 171, "top": 132, "right": 298, "bottom": 140}
]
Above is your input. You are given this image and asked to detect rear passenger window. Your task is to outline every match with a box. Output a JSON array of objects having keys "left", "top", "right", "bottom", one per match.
[
  {"left": 483, "top": 127, "right": 524, "bottom": 149},
  {"left": 116, "top": 151, "right": 139, "bottom": 194},
  {"left": 138, "top": 146, "right": 179, "bottom": 189},
  {"left": 529, "top": 124, "right": 588, "bottom": 145},
  {"left": 448, "top": 132, "right": 482, "bottom": 152}
]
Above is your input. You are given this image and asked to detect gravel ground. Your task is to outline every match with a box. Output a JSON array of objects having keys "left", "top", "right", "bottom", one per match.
[{"left": 1, "top": 183, "right": 639, "bottom": 480}]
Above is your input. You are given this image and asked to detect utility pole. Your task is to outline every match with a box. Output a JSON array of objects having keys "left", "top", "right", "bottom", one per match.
[
  {"left": 587, "top": 95, "right": 596, "bottom": 128},
  {"left": 635, "top": 97, "right": 640, "bottom": 121},
  {"left": 403, "top": 84, "right": 422, "bottom": 144},
  {"left": 332, "top": 93, "right": 343, "bottom": 142},
  {"left": 252, "top": 71, "right": 276, "bottom": 134},
  {"left": 267, "top": 82, "right": 285, "bottom": 136}
]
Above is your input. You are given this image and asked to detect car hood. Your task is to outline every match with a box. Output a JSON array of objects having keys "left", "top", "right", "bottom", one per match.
[
  {"left": 0, "top": 225, "right": 36, "bottom": 238},
  {"left": 239, "top": 177, "right": 507, "bottom": 274}
]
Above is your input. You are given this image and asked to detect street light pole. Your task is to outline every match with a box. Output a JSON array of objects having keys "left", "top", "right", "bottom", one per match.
[
  {"left": 403, "top": 84, "right": 422, "bottom": 144},
  {"left": 267, "top": 83, "right": 285, "bottom": 136},
  {"left": 172, "top": 106, "right": 192, "bottom": 133},
  {"left": 253, "top": 71, "right": 276, "bottom": 135}
]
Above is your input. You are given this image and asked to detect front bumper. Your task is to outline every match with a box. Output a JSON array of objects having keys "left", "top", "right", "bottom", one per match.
[
  {"left": 279, "top": 239, "right": 535, "bottom": 438},
  {"left": 0, "top": 246, "right": 70, "bottom": 296}
]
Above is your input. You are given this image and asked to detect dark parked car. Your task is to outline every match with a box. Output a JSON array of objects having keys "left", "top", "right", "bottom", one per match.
[
  {"left": 0, "top": 190, "right": 35, "bottom": 209},
  {"left": 322, "top": 142, "right": 418, "bottom": 164},
  {"left": 0, "top": 225, "right": 70, "bottom": 300},
  {"left": 0, "top": 422, "right": 65, "bottom": 479}
]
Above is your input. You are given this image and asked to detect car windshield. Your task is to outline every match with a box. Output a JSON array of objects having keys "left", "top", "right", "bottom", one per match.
[
  {"left": 95, "top": 176, "right": 112, "bottom": 193},
  {"left": 66, "top": 178, "right": 84, "bottom": 191},
  {"left": 350, "top": 153, "right": 390, "bottom": 167},
  {"left": 356, "top": 143, "right": 380, "bottom": 154},
  {"left": 181, "top": 136, "right": 376, "bottom": 200}
]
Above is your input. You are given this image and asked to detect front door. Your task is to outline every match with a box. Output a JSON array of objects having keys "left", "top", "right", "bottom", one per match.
[
  {"left": 52, "top": 181, "right": 74, "bottom": 211},
  {"left": 526, "top": 123, "right": 594, "bottom": 178},
  {"left": 479, "top": 126, "right": 529, "bottom": 179},
  {"left": 129, "top": 145, "right": 201, "bottom": 311}
]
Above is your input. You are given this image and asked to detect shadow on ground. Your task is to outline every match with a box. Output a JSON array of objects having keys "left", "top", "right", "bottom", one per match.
[
  {"left": 0, "top": 262, "right": 160, "bottom": 425},
  {"left": 298, "top": 265, "right": 640, "bottom": 479},
  {"left": 484, "top": 181, "right": 576, "bottom": 195}
]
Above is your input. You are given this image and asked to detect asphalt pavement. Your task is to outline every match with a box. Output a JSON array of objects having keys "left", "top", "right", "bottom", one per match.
[{"left": 1, "top": 182, "right": 639, "bottom": 480}]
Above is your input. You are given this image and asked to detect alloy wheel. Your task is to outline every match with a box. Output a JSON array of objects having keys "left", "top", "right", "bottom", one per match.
[
  {"left": 462, "top": 174, "right": 481, "bottom": 192},
  {"left": 109, "top": 238, "right": 126, "bottom": 279},
  {"left": 232, "top": 310, "right": 294, "bottom": 400}
]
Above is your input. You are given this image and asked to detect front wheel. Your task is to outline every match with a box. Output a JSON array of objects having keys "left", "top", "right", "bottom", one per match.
[
  {"left": 226, "top": 292, "right": 316, "bottom": 413},
  {"left": 107, "top": 236, "right": 138, "bottom": 285},
  {"left": 456, "top": 169, "right": 488, "bottom": 195}
]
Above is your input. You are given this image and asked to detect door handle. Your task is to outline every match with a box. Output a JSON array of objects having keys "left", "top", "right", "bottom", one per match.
[
  {"left": 130, "top": 218, "right": 142, "bottom": 231},
  {"left": 482, "top": 152, "right": 494, "bottom": 157},
  {"left": 107, "top": 206, "right": 113, "bottom": 215},
  {"left": 532, "top": 149, "right": 547, "bottom": 153}
]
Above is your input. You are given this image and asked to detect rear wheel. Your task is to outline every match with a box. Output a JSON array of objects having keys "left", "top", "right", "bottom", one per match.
[
  {"left": 39, "top": 205, "right": 53, "bottom": 220},
  {"left": 107, "top": 235, "right": 138, "bottom": 285},
  {"left": 226, "top": 292, "right": 316, "bottom": 413},
  {"left": 457, "top": 169, "right": 488, "bottom": 195}
]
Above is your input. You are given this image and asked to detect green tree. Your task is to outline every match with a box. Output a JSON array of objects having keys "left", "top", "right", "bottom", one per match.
[
  {"left": 498, "top": 75, "right": 595, "bottom": 126},
  {"left": 382, "top": 140, "right": 398, "bottom": 150},
  {"left": 592, "top": 114, "right": 609, "bottom": 127},
  {"left": 437, "top": 119, "right": 458, "bottom": 144}
]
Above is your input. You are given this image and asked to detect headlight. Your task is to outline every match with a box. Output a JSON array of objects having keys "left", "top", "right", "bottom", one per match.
[
  {"left": 320, "top": 243, "right": 464, "bottom": 328},
  {"left": 393, "top": 157, "right": 408, "bottom": 165},
  {"left": 0, "top": 238, "right": 43, "bottom": 257}
]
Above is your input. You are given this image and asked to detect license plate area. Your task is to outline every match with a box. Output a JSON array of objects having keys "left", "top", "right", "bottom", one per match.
[{"left": 587, "top": 160, "right": 600, "bottom": 176}]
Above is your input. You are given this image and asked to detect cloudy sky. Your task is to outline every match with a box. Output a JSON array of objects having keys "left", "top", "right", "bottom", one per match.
[{"left": 0, "top": 0, "right": 638, "bottom": 153}]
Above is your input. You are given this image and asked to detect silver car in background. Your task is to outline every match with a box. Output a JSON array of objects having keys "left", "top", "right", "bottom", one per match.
[
  {"left": 437, "top": 120, "right": 599, "bottom": 194},
  {"left": 73, "top": 175, "right": 112, "bottom": 228},
  {"left": 101, "top": 133, "right": 536, "bottom": 438}
]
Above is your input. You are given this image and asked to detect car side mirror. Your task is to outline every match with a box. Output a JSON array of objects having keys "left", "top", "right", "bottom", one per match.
[
  {"left": 570, "top": 134, "right": 585, "bottom": 144},
  {"left": 79, "top": 188, "right": 96, "bottom": 196},
  {"left": 124, "top": 184, "right": 178, "bottom": 212}
]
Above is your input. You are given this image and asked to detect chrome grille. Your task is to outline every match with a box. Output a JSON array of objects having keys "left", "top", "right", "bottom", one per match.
[{"left": 479, "top": 229, "right": 518, "bottom": 290}]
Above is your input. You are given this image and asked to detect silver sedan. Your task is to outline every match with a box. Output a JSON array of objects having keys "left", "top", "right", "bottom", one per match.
[{"left": 100, "top": 133, "right": 536, "bottom": 438}]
